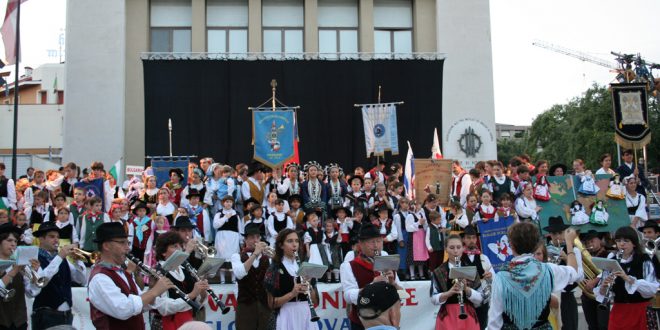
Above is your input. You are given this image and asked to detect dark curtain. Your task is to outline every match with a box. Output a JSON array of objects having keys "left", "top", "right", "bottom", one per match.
[{"left": 143, "top": 59, "right": 443, "bottom": 170}]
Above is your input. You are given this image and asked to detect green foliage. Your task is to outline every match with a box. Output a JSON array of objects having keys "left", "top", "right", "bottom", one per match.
[{"left": 498, "top": 84, "right": 659, "bottom": 171}]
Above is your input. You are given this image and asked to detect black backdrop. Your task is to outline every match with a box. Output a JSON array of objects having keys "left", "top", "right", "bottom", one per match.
[{"left": 143, "top": 59, "right": 443, "bottom": 170}]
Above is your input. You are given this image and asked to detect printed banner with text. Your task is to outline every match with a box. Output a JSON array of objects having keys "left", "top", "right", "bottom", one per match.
[
  {"left": 476, "top": 215, "right": 515, "bottom": 272},
  {"left": 252, "top": 109, "right": 297, "bottom": 168}
]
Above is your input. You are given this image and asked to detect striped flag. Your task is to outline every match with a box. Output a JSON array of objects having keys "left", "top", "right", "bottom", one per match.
[
  {"left": 1, "top": 0, "right": 27, "bottom": 65},
  {"left": 403, "top": 141, "right": 415, "bottom": 200},
  {"left": 109, "top": 159, "right": 121, "bottom": 181},
  {"left": 431, "top": 127, "right": 443, "bottom": 159}
]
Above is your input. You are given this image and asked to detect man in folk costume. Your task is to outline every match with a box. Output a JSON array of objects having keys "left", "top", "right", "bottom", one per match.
[
  {"left": 87, "top": 222, "right": 175, "bottom": 330},
  {"left": 230, "top": 224, "right": 272, "bottom": 330},
  {"left": 30, "top": 221, "right": 86, "bottom": 329},
  {"left": 462, "top": 225, "right": 494, "bottom": 329},
  {"left": 451, "top": 160, "right": 472, "bottom": 207},
  {"left": 340, "top": 222, "right": 403, "bottom": 330},
  {"left": 579, "top": 230, "right": 610, "bottom": 330},
  {"left": 241, "top": 162, "right": 269, "bottom": 205},
  {"left": 488, "top": 222, "right": 581, "bottom": 329}
]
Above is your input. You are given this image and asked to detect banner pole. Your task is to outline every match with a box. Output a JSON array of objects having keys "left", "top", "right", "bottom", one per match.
[
  {"left": 168, "top": 118, "right": 173, "bottom": 157},
  {"left": 271, "top": 79, "right": 277, "bottom": 111}
]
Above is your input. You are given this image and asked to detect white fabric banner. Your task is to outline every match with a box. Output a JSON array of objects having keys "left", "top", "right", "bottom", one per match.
[
  {"left": 28, "top": 281, "right": 437, "bottom": 329},
  {"left": 362, "top": 104, "right": 400, "bottom": 157}
]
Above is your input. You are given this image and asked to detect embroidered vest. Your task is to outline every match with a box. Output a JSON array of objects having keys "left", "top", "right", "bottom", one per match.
[
  {"left": 248, "top": 180, "right": 265, "bottom": 204},
  {"left": 237, "top": 252, "right": 270, "bottom": 306},
  {"left": 613, "top": 253, "right": 651, "bottom": 304},
  {"left": 88, "top": 266, "right": 145, "bottom": 330},
  {"left": 83, "top": 214, "right": 105, "bottom": 251},
  {"left": 348, "top": 257, "right": 377, "bottom": 326}
]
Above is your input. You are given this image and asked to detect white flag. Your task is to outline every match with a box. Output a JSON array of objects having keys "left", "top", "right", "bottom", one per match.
[
  {"left": 431, "top": 127, "right": 443, "bottom": 159},
  {"left": 404, "top": 141, "right": 415, "bottom": 200},
  {"left": 362, "top": 104, "right": 399, "bottom": 157}
]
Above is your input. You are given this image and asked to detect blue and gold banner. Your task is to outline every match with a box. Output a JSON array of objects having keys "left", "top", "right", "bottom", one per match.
[{"left": 252, "top": 109, "right": 296, "bottom": 168}]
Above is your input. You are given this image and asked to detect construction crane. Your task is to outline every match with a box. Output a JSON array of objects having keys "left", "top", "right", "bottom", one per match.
[{"left": 532, "top": 40, "right": 619, "bottom": 70}]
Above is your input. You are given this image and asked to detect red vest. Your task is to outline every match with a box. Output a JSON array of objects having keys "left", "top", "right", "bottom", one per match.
[
  {"left": 451, "top": 172, "right": 466, "bottom": 198},
  {"left": 88, "top": 265, "right": 145, "bottom": 330},
  {"left": 348, "top": 257, "right": 378, "bottom": 326}
]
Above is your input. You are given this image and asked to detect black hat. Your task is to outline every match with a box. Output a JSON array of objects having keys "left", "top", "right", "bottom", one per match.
[
  {"left": 172, "top": 216, "right": 195, "bottom": 229},
  {"left": 357, "top": 282, "right": 401, "bottom": 320},
  {"left": 542, "top": 216, "right": 570, "bottom": 233},
  {"left": 462, "top": 225, "right": 478, "bottom": 237},
  {"left": 169, "top": 168, "right": 184, "bottom": 180},
  {"left": 243, "top": 224, "right": 262, "bottom": 237},
  {"left": 244, "top": 197, "right": 260, "bottom": 206},
  {"left": 549, "top": 164, "right": 568, "bottom": 176},
  {"left": 93, "top": 222, "right": 128, "bottom": 243},
  {"left": 132, "top": 202, "right": 150, "bottom": 216},
  {"left": 288, "top": 194, "right": 303, "bottom": 204},
  {"left": 374, "top": 203, "right": 391, "bottom": 215},
  {"left": 353, "top": 206, "right": 366, "bottom": 215},
  {"left": 247, "top": 161, "right": 265, "bottom": 176},
  {"left": 186, "top": 188, "right": 202, "bottom": 199},
  {"left": 347, "top": 175, "right": 364, "bottom": 186},
  {"left": 581, "top": 229, "right": 602, "bottom": 241},
  {"left": 358, "top": 223, "right": 381, "bottom": 240},
  {"left": 333, "top": 206, "right": 352, "bottom": 218},
  {"left": 0, "top": 223, "right": 22, "bottom": 237},
  {"left": 638, "top": 221, "right": 660, "bottom": 233},
  {"left": 33, "top": 221, "right": 61, "bottom": 237}
]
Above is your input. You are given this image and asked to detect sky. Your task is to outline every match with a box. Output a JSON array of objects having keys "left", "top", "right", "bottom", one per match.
[{"left": 2, "top": 0, "right": 660, "bottom": 126}]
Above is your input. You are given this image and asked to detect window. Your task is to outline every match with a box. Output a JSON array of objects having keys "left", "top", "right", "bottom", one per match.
[
  {"left": 262, "top": 0, "right": 304, "bottom": 58},
  {"left": 318, "top": 0, "right": 358, "bottom": 59},
  {"left": 207, "top": 0, "right": 248, "bottom": 57},
  {"left": 373, "top": 0, "right": 412, "bottom": 58},
  {"left": 150, "top": 0, "right": 192, "bottom": 52}
]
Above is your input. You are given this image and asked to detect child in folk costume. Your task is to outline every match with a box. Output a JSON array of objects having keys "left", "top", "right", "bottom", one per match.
[
  {"left": 624, "top": 175, "right": 648, "bottom": 229},
  {"left": 69, "top": 187, "right": 87, "bottom": 236},
  {"left": 473, "top": 190, "right": 497, "bottom": 225},
  {"left": 514, "top": 165, "right": 531, "bottom": 198},
  {"left": 264, "top": 191, "right": 290, "bottom": 220},
  {"left": 14, "top": 211, "right": 34, "bottom": 245},
  {"left": 322, "top": 219, "right": 342, "bottom": 282},
  {"left": 131, "top": 202, "right": 152, "bottom": 261},
  {"left": 389, "top": 181, "right": 405, "bottom": 209},
  {"left": 180, "top": 167, "right": 206, "bottom": 208},
  {"left": 334, "top": 206, "right": 352, "bottom": 256},
  {"left": 52, "top": 193, "right": 69, "bottom": 220},
  {"left": 156, "top": 187, "right": 177, "bottom": 225},
  {"left": 163, "top": 168, "right": 185, "bottom": 206},
  {"left": 373, "top": 204, "right": 398, "bottom": 255},
  {"left": 515, "top": 183, "right": 541, "bottom": 224},
  {"left": 304, "top": 212, "right": 325, "bottom": 264},
  {"left": 393, "top": 199, "right": 410, "bottom": 278},
  {"left": 447, "top": 198, "right": 470, "bottom": 235},
  {"left": 79, "top": 196, "right": 110, "bottom": 252},
  {"left": 145, "top": 215, "right": 171, "bottom": 269},
  {"left": 533, "top": 160, "right": 551, "bottom": 201},
  {"left": 214, "top": 195, "right": 241, "bottom": 284},
  {"left": 206, "top": 164, "right": 237, "bottom": 213},
  {"left": 184, "top": 189, "right": 212, "bottom": 243},
  {"left": 426, "top": 211, "right": 447, "bottom": 273},
  {"left": 245, "top": 203, "right": 267, "bottom": 242},
  {"left": 139, "top": 175, "right": 159, "bottom": 211},
  {"left": 267, "top": 199, "right": 295, "bottom": 247},
  {"left": 110, "top": 203, "right": 134, "bottom": 248},
  {"left": 287, "top": 194, "right": 305, "bottom": 227},
  {"left": 402, "top": 198, "right": 429, "bottom": 280},
  {"left": 343, "top": 175, "right": 368, "bottom": 215},
  {"left": 430, "top": 234, "right": 483, "bottom": 330},
  {"left": 54, "top": 207, "right": 78, "bottom": 247},
  {"left": 465, "top": 195, "right": 479, "bottom": 224},
  {"left": 325, "top": 163, "right": 347, "bottom": 212},
  {"left": 277, "top": 163, "right": 302, "bottom": 199},
  {"left": 348, "top": 206, "right": 365, "bottom": 245},
  {"left": 468, "top": 169, "right": 486, "bottom": 202},
  {"left": 496, "top": 193, "right": 518, "bottom": 221},
  {"left": 368, "top": 183, "right": 395, "bottom": 213},
  {"left": 487, "top": 162, "right": 516, "bottom": 203},
  {"left": 362, "top": 177, "right": 375, "bottom": 202},
  {"left": 25, "top": 190, "right": 54, "bottom": 231}
]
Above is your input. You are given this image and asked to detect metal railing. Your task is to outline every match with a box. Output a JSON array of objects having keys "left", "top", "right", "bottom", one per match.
[{"left": 140, "top": 52, "right": 447, "bottom": 61}]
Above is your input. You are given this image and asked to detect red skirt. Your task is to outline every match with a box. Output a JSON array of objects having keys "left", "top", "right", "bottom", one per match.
[
  {"left": 435, "top": 304, "right": 480, "bottom": 330},
  {"left": 608, "top": 301, "right": 649, "bottom": 330},
  {"left": 162, "top": 310, "right": 194, "bottom": 330}
]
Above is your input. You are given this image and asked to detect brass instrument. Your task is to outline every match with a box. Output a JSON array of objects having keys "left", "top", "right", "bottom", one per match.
[
  {"left": 0, "top": 286, "right": 15, "bottom": 302},
  {"left": 194, "top": 239, "right": 217, "bottom": 259},
  {"left": 21, "top": 266, "right": 49, "bottom": 288},
  {"left": 182, "top": 261, "right": 230, "bottom": 314},
  {"left": 453, "top": 256, "right": 468, "bottom": 320},
  {"left": 293, "top": 251, "right": 320, "bottom": 322},
  {"left": 481, "top": 262, "right": 492, "bottom": 304},
  {"left": 256, "top": 242, "right": 275, "bottom": 258},
  {"left": 598, "top": 249, "right": 623, "bottom": 310},
  {"left": 641, "top": 238, "right": 660, "bottom": 310},
  {"left": 574, "top": 238, "right": 602, "bottom": 300},
  {"left": 72, "top": 248, "right": 100, "bottom": 264},
  {"left": 548, "top": 239, "right": 562, "bottom": 264}
]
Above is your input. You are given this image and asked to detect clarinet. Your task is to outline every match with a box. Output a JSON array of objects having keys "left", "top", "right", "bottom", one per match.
[
  {"left": 182, "top": 261, "right": 230, "bottom": 314},
  {"left": 454, "top": 256, "right": 468, "bottom": 320},
  {"left": 126, "top": 254, "right": 202, "bottom": 312},
  {"left": 293, "top": 251, "right": 321, "bottom": 322},
  {"left": 598, "top": 249, "right": 624, "bottom": 310}
]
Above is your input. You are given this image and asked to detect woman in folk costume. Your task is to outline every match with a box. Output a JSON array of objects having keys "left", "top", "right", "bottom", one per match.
[
  {"left": 595, "top": 153, "right": 616, "bottom": 175},
  {"left": 488, "top": 222, "right": 581, "bottom": 330},
  {"left": 156, "top": 187, "right": 177, "bottom": 225},
  {"left": 324, "top": 163, "right": 348, "bottom": 213},
  {"left": 163, "top": 168, "right": 185, "bottom": 206},
  {"left": 277, "top": 163, "right": 302, "bottom": 200},
  {"left": 151, "top": 232, "right": 208, "bottom": 330},
  {"left": 301, "top": 161, "right": 328, "bottom": 217},
  {"left": 594, "top": 226, "right": 659, "bottom": 330},
  {"left": 180, "top": 167, "right": 206, "bottom": 208},
  {"left": 214, "top": 195, "right": 242, "bottom": 284},
  {"left": 264, "top": 228, "right": 320, "bottom": 330},
  {"left": 623, "top": 175, "right": 648, "bottom": 229},
  {"left": 430, "top": 234, "right": 483, "bottom": 330},
  {"left": 515, "top": 182, "right": 542, "bottom": 224},
  {"left": 533, "top": 160, "right": 551, "bottom": 201},
  {"left": 139, "top": 175, "right": 159, "bottom": 211}
]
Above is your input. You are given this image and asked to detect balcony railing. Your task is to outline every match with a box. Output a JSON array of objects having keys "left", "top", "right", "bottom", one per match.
[{"left": 140, "top": 52, "right": 447, "bottom": 61}]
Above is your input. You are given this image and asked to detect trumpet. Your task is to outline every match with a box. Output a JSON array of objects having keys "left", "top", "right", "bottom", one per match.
[
  {"left": 182, "top": 261, "right": 230, "bottom": 314},
  {"left": 453, "top": 256, "right": 468, "bottom": 320},
  {"left": 256, "top": 242, "right": 275, "bottom": 258},
  {"left": 293, "top": 251, "right": 320, "bottom": 322},
  {"left": 72, "top": 248, "right": 100, "bottom": 264},
  {"left": 127, "top": 254, "right": 202, "bottom": 312},
  {"left": 193, "top": 239, "right": 216, "bottom": 259},
  {"left": 642, "top": 237, "right": 660, "bottom": 260},
  {"left": 598, "top": 249, "right": 624, "bottom": 310},
  {"left": 0, "top": 286, "right": 15, "bottom": 302},
  {"left": 22, "top": 266, "right": 49, "bottom": 288}
]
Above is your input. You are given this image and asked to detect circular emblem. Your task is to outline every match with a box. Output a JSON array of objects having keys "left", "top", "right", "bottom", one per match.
[
  {"left": 360, "top": 297, "right": 371, "bottom": 305},
  {"left": 373, "top": 124, "right": 386, "bottom": 138},
  {"left": 457, "top": 126, "right": 482, "bottom": 158}
]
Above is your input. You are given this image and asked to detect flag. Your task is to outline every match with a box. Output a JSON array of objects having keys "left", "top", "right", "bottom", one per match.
[
  {"left": 109, "top": 159, "right": 121, "bottom": 181},
  {"left": 403, "top": 141, "right": 415, "bottom": 200},
  {"left": 361, "top": 103, "right": 399, "bottom": 157},
  {"left": 476, "top": 216, "right": 516, "bottom": 272},
  {"left": 431, "top": 127, "right": 443, "bottom": 159},
  {"left": 52, "top": 75, "right": 58, "bottom": 94},
  {"left": 1, "top": 0, "right": 27, "bottom": 65},
  {"left": 74, "top": 178, "right": 105, "bottom": 210}
]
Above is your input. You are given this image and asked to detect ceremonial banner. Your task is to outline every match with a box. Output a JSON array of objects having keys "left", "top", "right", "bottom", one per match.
[
  {"left": 150, "top": 158, "right": 189, "bottom": 188},
  {"left": 362, "top": 103, "right": 399, "bottom": 157},
  {"left": 49, "top": 282, "right": 437, "bottom": 330},
  {"left": 74, "top": 178, "right": 105, "bottom": 209},
  {"left": 404, "top": 141, "right": 415, "bottom": 200},
  {"left": 611, "top": 83, "right": 651, "bottom": 149},
  {"left": 412, "top": 159, "right": 452, "bottom": 206},
  {"left": 476, "top": 215, "right": 515, "bottom": 272},
  {"left": 252, "top": 109, "right": 297, "bottom": 168}
]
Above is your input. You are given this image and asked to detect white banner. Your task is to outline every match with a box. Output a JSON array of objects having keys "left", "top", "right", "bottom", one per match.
[
  {"left": 28, "top": 281, "right": 437, "bottom": 329},
  {"left": 362, "top": 104, "right": 400, "bottom": 157},
  {"left": 125, "top": 165, "right": 145, "bottom": 176}
]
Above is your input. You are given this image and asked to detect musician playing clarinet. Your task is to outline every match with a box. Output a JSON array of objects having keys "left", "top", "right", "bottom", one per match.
[
  {"left": 151, "top": 231, "right": 208, "bottom": 330},
  {"left": 88, "top": 222, "right": 175, "bottom": 330},
  {"left": 231, "top": 224, "right": 272, "bottom": 330},
  {"left": 430, "top": 234, "right": 482, "bottom": 330},
  {"left": 340, "top": 223, "right": 403, "bottom": 330}
]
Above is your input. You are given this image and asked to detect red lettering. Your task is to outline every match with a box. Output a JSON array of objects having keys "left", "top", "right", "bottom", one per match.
[
  {"left": 405, "top": 288, "right": 418, "bottom": 306},
  {"left": 207, "top": 293, "right": 237, "bottom": 311},
  {"left": 322, "top": 291, "right": 339, "bottom": 309}
]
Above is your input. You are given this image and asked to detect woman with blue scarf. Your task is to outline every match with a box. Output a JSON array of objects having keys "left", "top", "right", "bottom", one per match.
[{"left": 488, "top": 222, "right": 580, "bottom": 330}]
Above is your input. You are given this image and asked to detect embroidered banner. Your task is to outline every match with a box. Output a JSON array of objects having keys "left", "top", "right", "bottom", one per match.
[
  {"left": 74, "top": 178, "right": 105, "bottom": 210},
  {"left": 611, "top": 83, "right": 651, "bottom": 149},
  {"left": 361, "top": 103, "right": 399, "bottom": 157},
  {"left": 476, "top": 215, "right": 516, "bottom": 272},
  {"left": 150, "top": 158, "right": 189, "bottom": 188},
  {"left": 252, "top": 109, "right": 297, "bottom": 168}
]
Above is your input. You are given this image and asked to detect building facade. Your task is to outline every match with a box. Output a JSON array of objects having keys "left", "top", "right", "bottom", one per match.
[{"left": 64, "top": 0, "right": 496, "bottom": 171}]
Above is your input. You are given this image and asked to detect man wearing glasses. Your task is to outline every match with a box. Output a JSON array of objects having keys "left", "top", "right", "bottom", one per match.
[{"left": 87, "top": 222, "right": 174, "bottom": 330}]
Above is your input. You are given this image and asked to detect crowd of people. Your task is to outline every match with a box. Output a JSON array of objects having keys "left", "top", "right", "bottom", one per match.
[{"left": 0, "top": 148, "right": 657, "bottom": 330}]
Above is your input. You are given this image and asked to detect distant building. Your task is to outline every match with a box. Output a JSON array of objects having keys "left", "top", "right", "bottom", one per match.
[{"left": 496, "top": 123, "right": 530, "bottom": 140}]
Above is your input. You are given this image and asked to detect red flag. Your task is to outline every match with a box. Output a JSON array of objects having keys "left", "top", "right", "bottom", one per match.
[{"left": 1, "top": 0, "right": 27, "bottom": 65}]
